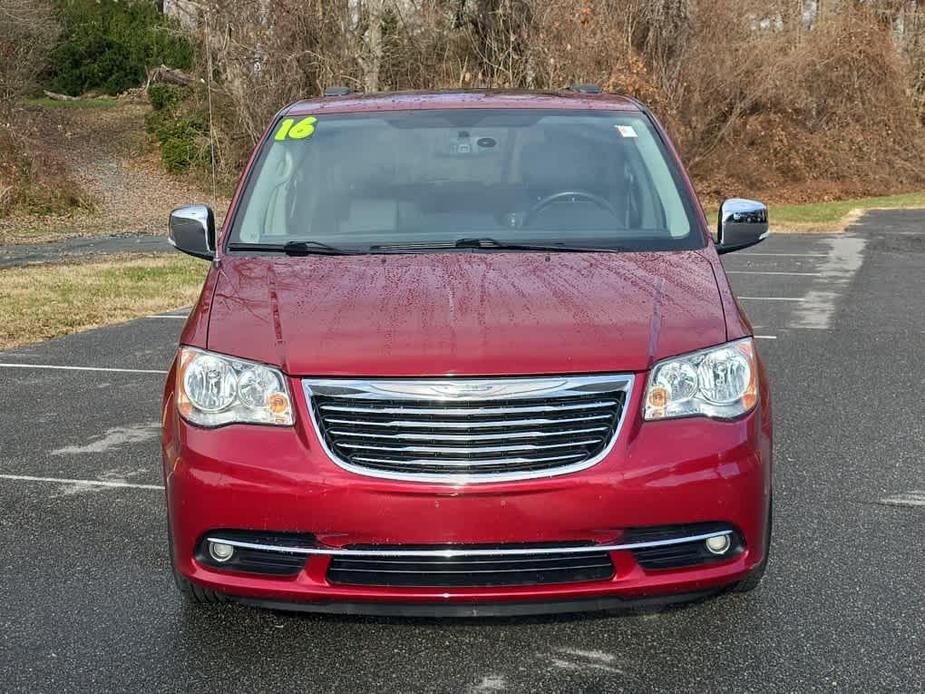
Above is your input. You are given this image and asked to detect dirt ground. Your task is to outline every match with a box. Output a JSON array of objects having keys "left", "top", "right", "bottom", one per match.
[{"left": 0, "top": 101, "right": 229, "bottom": 244}]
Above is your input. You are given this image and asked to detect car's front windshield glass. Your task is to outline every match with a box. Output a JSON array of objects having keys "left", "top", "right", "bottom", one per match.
[{"left": 228, "top": 108, "right": 702, "bottom": 252}]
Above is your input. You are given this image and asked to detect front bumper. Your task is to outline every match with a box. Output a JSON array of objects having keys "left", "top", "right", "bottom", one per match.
[
  {"left": 235, "top": 589, "right": 724, "bottom": 617},
  {"left": 162, "top": 369, "right": 772, "bottom": 612}
]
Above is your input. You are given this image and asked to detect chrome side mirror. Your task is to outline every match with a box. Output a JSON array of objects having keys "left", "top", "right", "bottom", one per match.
[
  {"left": 716, "top": 198, "right": 768, "bottom": 255},
  {"left": 168, "top": 205, "right": 215, "bottom": 260}
]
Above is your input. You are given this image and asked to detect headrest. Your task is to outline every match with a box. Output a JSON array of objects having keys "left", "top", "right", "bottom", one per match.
[{"left": 518, "top": 140, "right": 596, "bottom": 190}]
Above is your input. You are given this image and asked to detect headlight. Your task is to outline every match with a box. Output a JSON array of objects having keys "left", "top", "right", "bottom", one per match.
[
  {"left": 176, "top": 347, "right": 294, "bottom": 427},
  {"left": 644, "top": 338, "right": 758, "bottom": 420}
]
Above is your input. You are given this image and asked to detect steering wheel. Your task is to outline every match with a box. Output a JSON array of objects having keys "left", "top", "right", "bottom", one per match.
[{"left": 524, "top": 190, "right": 617, "bottom": 226}]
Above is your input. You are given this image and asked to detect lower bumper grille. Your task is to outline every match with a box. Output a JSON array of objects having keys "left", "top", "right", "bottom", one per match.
[
  {"left": 328, "top": 546, "right": 615, "bottom": 587},
  {"left": 303, "top": 375, "right": 633, "bottom": 483}
]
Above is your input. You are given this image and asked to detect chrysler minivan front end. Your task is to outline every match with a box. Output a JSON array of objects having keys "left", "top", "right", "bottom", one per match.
[{"left": 162, "top": 89, "right": 772, "bottom": 616}]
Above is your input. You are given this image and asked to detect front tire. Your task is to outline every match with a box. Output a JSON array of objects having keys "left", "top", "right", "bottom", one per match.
[
  {"left": 735, "top": 496, "right": 772, "bottom": 593},
  {"left": 173, "top": 568, "right": 229, "bottom": 604},
  {"left": 168, "top": 526, "right": 228, "bottom": 604}
]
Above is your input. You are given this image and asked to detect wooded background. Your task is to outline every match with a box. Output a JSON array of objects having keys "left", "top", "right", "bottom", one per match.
[{"left": 3, "top": 0, "right": 925, "bottom": 212}]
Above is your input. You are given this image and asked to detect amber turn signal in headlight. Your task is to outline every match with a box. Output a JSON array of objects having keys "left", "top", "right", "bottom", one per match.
[
  {"left": 176, "top": 347, "right": 294, "bottom": 427},
  {"left": 644, "top": 338, "right": 758, "bottom": 420}
]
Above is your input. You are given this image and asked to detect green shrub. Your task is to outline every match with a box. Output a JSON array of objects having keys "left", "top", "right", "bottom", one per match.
[
  {"left": 148, "top": 83, "right": 183, "bottom": 112},
  {"left": 161, "top": 136, "right": 194, "bottom": 173},
  {"left": 156, "top": 114, "right": 210, "bottom": 173},
  {"left": 44, "top": 0, "right": 193, "bottom": 96},
  {"left": 142, "top": 83, "right": 210, "bottom": 175},
  {"left": 144, "top": 108, "right": 170, "bottom": 138}
]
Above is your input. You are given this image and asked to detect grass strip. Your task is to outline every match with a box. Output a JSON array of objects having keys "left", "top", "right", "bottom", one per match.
[{"left": 0, "top": 254, "right": 207, "bottom": 350}]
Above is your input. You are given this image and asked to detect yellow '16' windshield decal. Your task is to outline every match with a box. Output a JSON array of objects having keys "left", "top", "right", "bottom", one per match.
[{"left": 274, "top": 116, "right": 317, "bottom": 141}]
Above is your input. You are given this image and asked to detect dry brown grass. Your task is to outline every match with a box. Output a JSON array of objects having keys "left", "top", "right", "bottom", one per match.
[
  {"left": 0, "top": 113, "right": 96, "bottom": 218},
  {"left": 684, "top": 2, "right": 925, "bottom": 204},
  {"left": 0, "top": 254, "right": 207, "bottom": 349},
  {"left": 0, "top": 99, "right": 228, "bottom": 244}
]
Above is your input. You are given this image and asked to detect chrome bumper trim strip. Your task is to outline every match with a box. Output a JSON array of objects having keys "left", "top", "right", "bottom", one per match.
[{"left": 204, "top": 530, "right": 733, "bottom": 558}]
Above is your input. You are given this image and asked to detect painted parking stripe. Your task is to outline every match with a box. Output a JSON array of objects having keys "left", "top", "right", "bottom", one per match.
[
  {"left": 879, "top": 491, "right": 925, "bottom": 508},
  {"left": 734, "top": 252, "right": 829, "bottom": 257},
  {"left": 754, "top": 335, "right": 777, "bottom": 340},
  {"left": 726, "top": 271, "right": 822, "bottom": 277},
  {"left": 0, "top": 474, "right": 163, "bottom": 490},
  {"left": 738, "top": 296, "right": 806, "bottom": 301},
  {"left": 0, "top": 363, "right": 167, "bottom": 374},
  {"left": 147, "top": 306, "right": 192, "bottom": 318}
]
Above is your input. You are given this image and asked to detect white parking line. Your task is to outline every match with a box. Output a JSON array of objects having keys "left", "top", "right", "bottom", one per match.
[
  {"left": 0, "top": 474, "right": 163, "bottom": 490},
  {"left": 0, "top": 363, "right": 167, "bottom": 374},
  {"left": 754, "top": 335, "right": 777, "bottom": 340},
  {"left": 738, "top": 296, "right": 806, "bottom": 302},
  {"left": 734, "top": 252, "right": 829, "bottom": 257},
  {"left": 726, "top": 271, "right": 822, "bottom": 277},
  {"left": 879, "top": 491, "right": 925, "bottom": 508}
]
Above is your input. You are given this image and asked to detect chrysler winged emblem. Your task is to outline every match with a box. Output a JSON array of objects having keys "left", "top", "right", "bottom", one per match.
[{"left": 427, "top": 383, "right": 499, "bottom": 398}]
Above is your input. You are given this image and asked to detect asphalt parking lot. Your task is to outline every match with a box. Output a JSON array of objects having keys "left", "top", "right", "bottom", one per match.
[{"left": 1, "top": 210, "right": 923, "bottom": 693}]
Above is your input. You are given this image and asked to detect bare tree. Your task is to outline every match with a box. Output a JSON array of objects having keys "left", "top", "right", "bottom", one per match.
[
  {"left": 183, "top": 0, "right": 925, "bottom": 197},
  {"left": 357, "top": 0, "right": 385, "bottom": 91},
  {"left": 0, "top": 0, "right": 58, "bottom": 114}
]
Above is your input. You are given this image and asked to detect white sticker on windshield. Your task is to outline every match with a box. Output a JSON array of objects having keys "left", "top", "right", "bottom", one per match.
[{"left": 615, "top": 125, "right": 637, "bottom": 138}]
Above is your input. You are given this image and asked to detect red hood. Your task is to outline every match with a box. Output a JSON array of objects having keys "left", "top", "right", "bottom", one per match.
[{"left": 206, "top": 251, "right": 726, "bottom": 376}]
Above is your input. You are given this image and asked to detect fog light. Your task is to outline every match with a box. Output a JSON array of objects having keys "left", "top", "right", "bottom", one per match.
[
  {"left": 209, "top": 541, "right": 235, "bottom": 562},
  {"left": 705, "top": 534, "right": 731, "bottom": 555}
]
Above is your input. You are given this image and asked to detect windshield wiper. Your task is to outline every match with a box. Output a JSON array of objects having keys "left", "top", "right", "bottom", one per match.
[
  {"left": 232, "top": 238, "right": 623, "bottom": 255},
  {"left": 456, "top": 237, "right": 622, "bottom": 252},
  {"left": 227, "top": 241, "right": 360, "bottom": 256},
  {"left": 370, "top": 237, "right": 621, "bottom": 252}
]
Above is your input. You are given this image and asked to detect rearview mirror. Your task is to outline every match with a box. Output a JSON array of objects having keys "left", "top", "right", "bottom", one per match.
[
  {"left": 716, "top": 198, "right": 768, "bottom": 255},
  {"left": 168, "top": 205, "right": 215, "bottom": 260}
]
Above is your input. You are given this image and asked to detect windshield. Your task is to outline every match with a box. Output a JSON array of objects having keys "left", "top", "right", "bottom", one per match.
[{"left": 228, "top": 108, "right": 703, "bottom": 252}]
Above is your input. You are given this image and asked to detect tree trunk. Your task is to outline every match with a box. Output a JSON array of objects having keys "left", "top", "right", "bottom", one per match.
[
  {"left": 42, "top": 90, "right": 79, "bottom": 101},
  {"left": 361, "top": 0, "right": 384, "bottom": 92}
]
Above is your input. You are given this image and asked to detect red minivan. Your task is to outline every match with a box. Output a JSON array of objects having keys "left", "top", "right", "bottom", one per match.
[{"left": 163, "top": 87, "right": 772, "bottom": 616}]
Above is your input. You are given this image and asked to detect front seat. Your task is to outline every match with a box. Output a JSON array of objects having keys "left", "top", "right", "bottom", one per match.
[{"left": 517, "top": 140, "right": 619, "bottom": 230}]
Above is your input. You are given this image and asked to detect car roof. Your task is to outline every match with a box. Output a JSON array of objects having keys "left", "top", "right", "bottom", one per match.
[{"left": 284, "top": 89, "right": 643, "bottom": 116}]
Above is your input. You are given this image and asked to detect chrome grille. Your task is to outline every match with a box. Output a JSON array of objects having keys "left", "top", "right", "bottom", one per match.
[{"left": 302, "top": 375, "right": 633, "bottom": 483}]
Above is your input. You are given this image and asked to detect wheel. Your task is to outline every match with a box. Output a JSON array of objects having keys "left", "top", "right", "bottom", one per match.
[
  {"left": 735, "top": 496, "right": 772, "bottom": 593},
  {"left": 168, "top": 525, "right": 228, "bottom": 604},
  {"left": 172, "top": 568, "right": 229, "bottom": 604}
]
